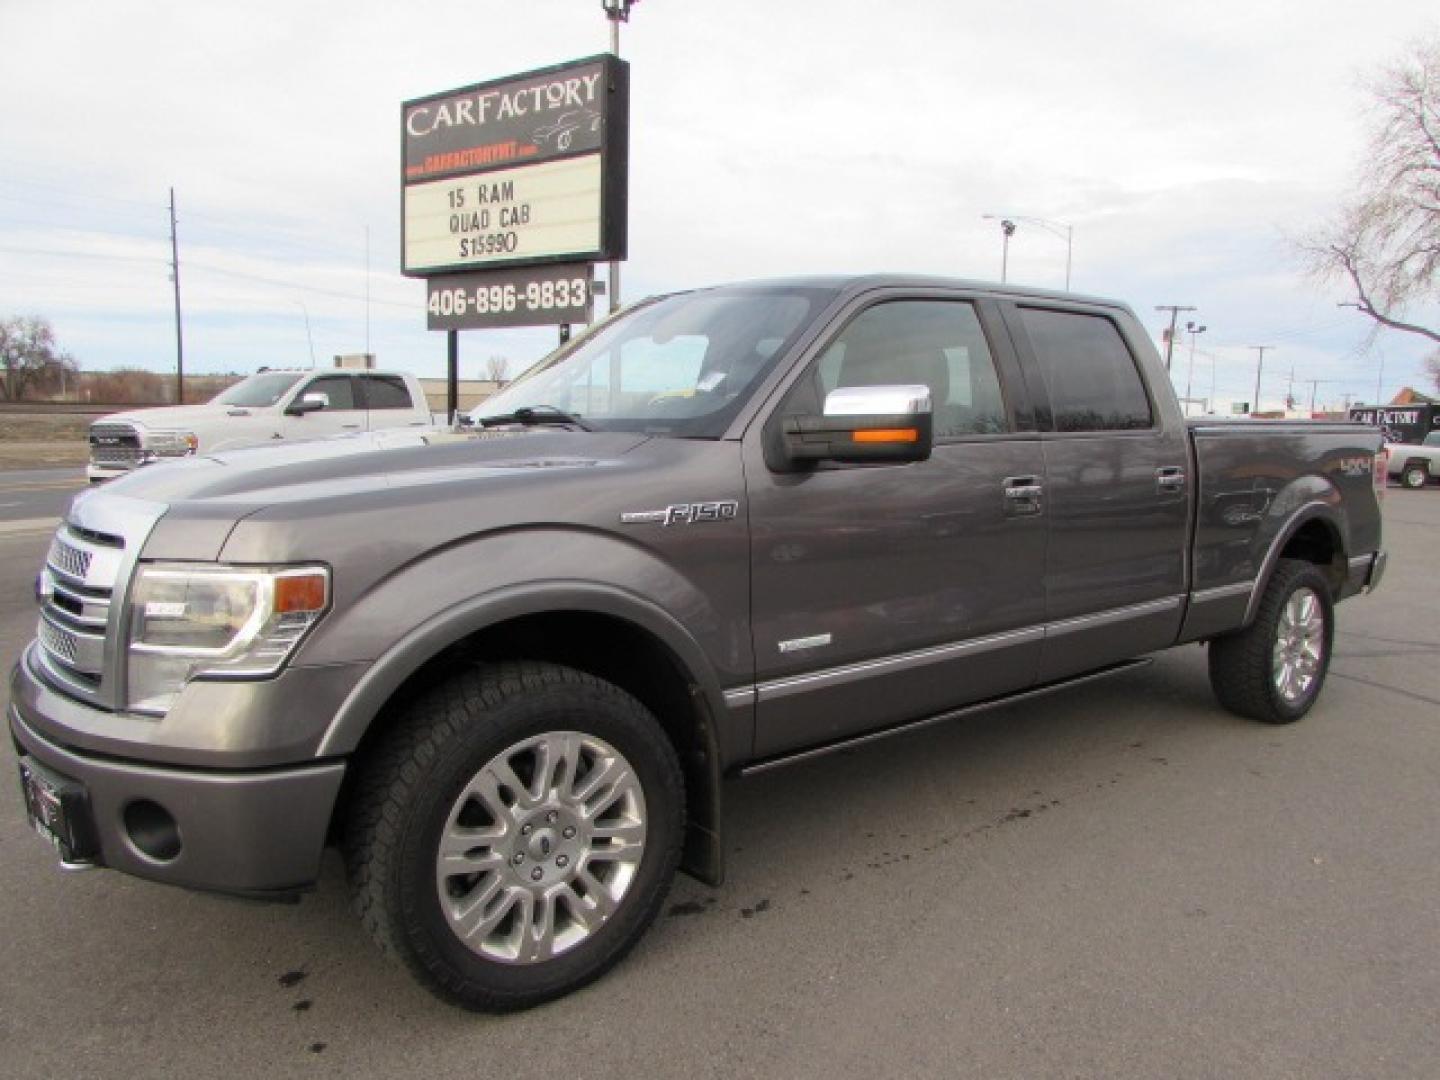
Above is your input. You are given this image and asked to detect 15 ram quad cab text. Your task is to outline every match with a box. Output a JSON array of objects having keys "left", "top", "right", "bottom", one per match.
[
  {"left": 11, "top": 276, "right": 1387, "bottom": 1011},
  {"left": 85, "top": 369, "right": 434, "bottom": 482}
]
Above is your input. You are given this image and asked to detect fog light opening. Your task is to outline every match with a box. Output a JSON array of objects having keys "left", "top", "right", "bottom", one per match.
[{"left": 123, "top": 800, "right": 182, "bottom": 862}]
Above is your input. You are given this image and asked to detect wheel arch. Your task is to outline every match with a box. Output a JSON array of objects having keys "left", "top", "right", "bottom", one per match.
[
  {"left": 322, "top": 583, "right": 731, "bottom": 886},
  {"left": 1243, "top": 505, "right": 1347, "bottom": 626}
]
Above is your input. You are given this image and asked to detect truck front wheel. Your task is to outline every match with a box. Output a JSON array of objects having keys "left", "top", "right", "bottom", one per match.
[
  {"left": 1208, "top": 559, "right": 1334, "bottom": 724},
  {"left": 345, "top": 661, "right": 685, "bottom": 1011}
]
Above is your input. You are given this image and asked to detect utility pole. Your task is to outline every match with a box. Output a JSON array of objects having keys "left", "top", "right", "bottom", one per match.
[
  {"left": 364, "top": 225, "right": 371, "bottom": 359},
  {"left": 1249, "top": 345, "right": 1273, "bottom": 416},
  {"left": 602, "top": 0, "right": 637, "bottom": 314},
  {"left": 168, "top": 187, "right": 185, "bottom": 404},
  {"left": 1304, "top": 379, "right": 1336, "bottom": 414},
  {"left": 1156, "top": 305, "right": 1196, "bottom": 372}
]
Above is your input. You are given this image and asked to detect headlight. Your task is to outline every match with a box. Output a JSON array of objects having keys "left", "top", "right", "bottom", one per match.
[
  {"left": 126, "top": 564, "right": 329, "bottom": 714},
  {"left": 145, "top": 430, "right": 199, "bottom": 459}
]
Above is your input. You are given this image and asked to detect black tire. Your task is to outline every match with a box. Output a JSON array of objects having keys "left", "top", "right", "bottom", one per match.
[
  {"left": 345, "top": 661, "right": 685, "bottom": 1012},
  {"left": 1401, "top": 462, "right": 1428, "bottom": 489},
  {"left": 1208, "top": 559, "right": 1335, "bottom": 724}
]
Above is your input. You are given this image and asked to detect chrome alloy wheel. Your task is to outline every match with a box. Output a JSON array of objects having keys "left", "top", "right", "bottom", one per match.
[
  {"left": 435, "top": 731, "right": 647, "bottom": 965},
  {"left": 1272, "top": 586, "right": 1325, "bottom": 704}
]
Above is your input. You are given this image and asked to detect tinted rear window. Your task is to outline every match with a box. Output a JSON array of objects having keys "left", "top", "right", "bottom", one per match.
[
  {"left": 1020, "top": 308, "right": 1152, "bottom": 432},
  {"left": 362, "top": 375, "right": 413, "bottom": 410}
]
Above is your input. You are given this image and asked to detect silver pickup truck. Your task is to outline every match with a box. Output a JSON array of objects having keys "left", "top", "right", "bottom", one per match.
[{"left": 10, "top": 275, "right": 1386, "bottom": 1011}]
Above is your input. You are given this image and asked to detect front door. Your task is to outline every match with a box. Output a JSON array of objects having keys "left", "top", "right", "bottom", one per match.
[
  {"left": 283, "top": 375, "right": 366, "bottom": 440},
  {"left": 745, "top": 294, "right": 1048, "bottom": 759}
]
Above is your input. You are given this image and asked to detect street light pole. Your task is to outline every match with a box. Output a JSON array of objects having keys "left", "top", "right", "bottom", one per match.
[
  {"left": 982, "top": 213, "right": 1074, "bottom": 288},
  {"left": 294, "top": 300, "right": 316, "bottom": 368},
  {"left": 168, "top": 186, "right": 185, "bottom": 404},
  {"left": 1183, "top": 321, "right": 1207, "bottom": 414}
]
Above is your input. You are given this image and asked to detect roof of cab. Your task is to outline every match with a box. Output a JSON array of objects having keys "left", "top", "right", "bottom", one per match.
[{"left": 709, "top": 273, "right": 1132, "bottom": 315}]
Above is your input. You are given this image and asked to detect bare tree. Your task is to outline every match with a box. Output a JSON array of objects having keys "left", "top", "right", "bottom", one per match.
[
  {"left": 0, "top": 315, "right": 79, "bottom": 401},
  {"left": 484, "top": 355, "right": 510, "bottom": 384},
  {"left": 1299, "top": 34, "right": 1440, "bottom": 381}
]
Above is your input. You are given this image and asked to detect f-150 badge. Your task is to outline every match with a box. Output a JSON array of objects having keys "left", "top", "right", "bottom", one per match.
[{"left": 620, "top": 501, "right": 739, "bottom": 526}]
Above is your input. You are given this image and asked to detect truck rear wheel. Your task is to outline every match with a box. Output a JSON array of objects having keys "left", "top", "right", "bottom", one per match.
[
  {"left": 344, "top": 661, "right": 685, "bottom": 1011},
  {"left": 1208, "top": 559, "right": 1334, "bottom": 724},
  {"left": 1401, "top": 462, "right": 1428, "bottom": 489}
]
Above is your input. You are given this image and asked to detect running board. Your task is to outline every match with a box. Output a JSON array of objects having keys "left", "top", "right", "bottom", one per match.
[{"left": 738, "top": 657, "right": 1154, "bottom": 778}]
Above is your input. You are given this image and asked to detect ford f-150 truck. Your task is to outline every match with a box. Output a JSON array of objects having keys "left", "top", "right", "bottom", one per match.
[
  {"left": 85, "top": 368, "right": 434, "bottom": 482},
  {"left": 10, "top": 275, "right": 1387, "bottom": 1011}
]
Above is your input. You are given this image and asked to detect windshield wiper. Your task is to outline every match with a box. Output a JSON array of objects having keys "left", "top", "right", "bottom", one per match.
[{"left": 476, "top": 405, "right": 593, "bottom": 431}]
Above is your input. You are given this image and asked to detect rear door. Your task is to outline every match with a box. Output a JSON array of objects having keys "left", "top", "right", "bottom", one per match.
[
  {"left": 358, "top": 374, "right": 429, "bottom": 431},
  {"left": 744, "top": 291, "right": 1048, "bottom": 758},
  {"left": 1000, "top": 303, "right": 1190, "bottom": 682}
]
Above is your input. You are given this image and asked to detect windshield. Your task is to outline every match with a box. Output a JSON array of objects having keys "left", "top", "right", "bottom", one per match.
[
  {"left": 213, "top": 373, "right": 303, "bottom": 407},
  {"left": 471, "top": 288, "right": 828, "bottom": 437}
]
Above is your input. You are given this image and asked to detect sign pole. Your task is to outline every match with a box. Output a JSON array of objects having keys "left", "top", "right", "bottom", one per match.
[
  {"left": 608, "top": 14, "right": 623, "bottom": 314},
  {"left": 447, "top": 330, "right": 459, "bottom": 423}
]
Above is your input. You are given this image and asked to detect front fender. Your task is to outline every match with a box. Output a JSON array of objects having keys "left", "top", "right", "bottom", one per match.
[{"left": 315, "top": 578, "right": 734, "bottom": 759}]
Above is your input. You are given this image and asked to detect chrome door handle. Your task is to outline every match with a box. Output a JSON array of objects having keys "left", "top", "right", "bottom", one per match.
[
  {"left": 1003, "top": 476, "right": 1044, "bottom": 516},
  {"left": 1156, "top": 466, "right": 1186, "bottom": 494}
]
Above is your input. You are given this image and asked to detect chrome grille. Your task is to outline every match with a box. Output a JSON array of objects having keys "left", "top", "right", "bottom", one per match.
[
  {"left": 38, "top": 618, "right": 79, "bottom": 663},
  {"left": 36, "top": 524, "right": 125, "bottom": 696},
  {"left": 91, "top": 446, "right": 146, "bottom": 467},
  {"left": 89, "top": 421, "right": 142, "bottom": 470},
  {"left": 48, "top": 535, "right": 92, "bottom": 580}
]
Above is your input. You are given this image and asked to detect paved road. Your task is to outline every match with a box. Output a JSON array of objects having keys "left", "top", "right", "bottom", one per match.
[
  {"left": 0, "top": 493, "right": 1436, "bottom": 1080},
  {"left": 0, "top": 468, "right": 86, "bottom": 533}
]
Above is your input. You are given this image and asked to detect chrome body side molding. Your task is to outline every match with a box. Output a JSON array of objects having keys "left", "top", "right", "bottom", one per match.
[{"left": 740, "top": 658, "right": 1153, "bottom": 777}]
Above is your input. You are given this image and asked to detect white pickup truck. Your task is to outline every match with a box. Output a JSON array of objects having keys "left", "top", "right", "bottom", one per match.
[
  {"left": 1387, "top": 431, "right": 1440, "bottom": 489},
  {"left": 86, "top": 369, "right": 434, "bottom": 482}
]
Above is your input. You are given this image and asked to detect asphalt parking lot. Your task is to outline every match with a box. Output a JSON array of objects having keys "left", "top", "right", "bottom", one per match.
[{"left": 1, "top": 471, "right": 1436, "bottom": 1079}]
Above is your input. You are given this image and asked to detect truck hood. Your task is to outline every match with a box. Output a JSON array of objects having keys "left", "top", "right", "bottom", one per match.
[
  {"left": 94, "top": 403, "right": 243, "bottom": 430},
  {"left": 73, "top": 427, "right": 654, "bottom": 558}
]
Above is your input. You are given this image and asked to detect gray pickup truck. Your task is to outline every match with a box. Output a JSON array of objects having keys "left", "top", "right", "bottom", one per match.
[{"left": 10, "top": 275, "right": 1387, "bottom": 1011}]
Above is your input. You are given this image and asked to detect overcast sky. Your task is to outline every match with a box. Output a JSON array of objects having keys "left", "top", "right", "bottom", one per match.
[{"left": 2, "top": 0, "right": 1437, "bottom": 412}]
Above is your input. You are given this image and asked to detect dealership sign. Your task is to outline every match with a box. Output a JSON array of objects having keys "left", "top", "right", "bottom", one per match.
[
  {"left": 401, "top": 56, "right": 629, "bottom": 277},
  {"left": 426, "top": 263, "right": 594, "bottom": 331}
]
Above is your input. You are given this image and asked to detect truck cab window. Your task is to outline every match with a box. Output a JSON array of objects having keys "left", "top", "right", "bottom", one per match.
[
  {"left": 1019, "top": 308, "right": 1152, "bottom": 432},
  {"left": 796, "top": 300, "right": 1009, "bottom": 437},
  {"left": 361, "top": 375, "right": 412, "bottom": 410},
  {"left": 304, "top": 377, "right": 358, "bottom": 410}
]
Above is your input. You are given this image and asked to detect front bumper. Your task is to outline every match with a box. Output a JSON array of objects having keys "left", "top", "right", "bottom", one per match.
[
  {"left": 85, "top": 462, "right": 138, "bottom": 483},
  {"left": 9, "top": 701, "right": 345, "bottom": 899}
]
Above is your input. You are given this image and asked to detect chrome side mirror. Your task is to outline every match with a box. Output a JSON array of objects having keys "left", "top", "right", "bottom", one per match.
[
  {"left": 776, "top": 383, "right": 934, "bottom": 469},
  {"left": 286, "top": 392, "right": 329, "bottom": 416}
]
